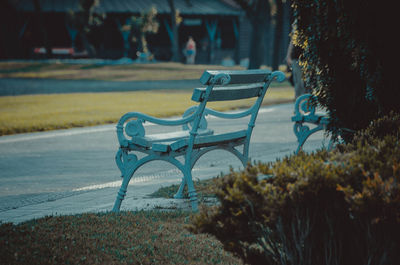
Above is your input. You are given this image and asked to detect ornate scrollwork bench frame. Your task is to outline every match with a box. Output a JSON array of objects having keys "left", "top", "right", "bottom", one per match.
[
  {"left": 291, "top": 93, "right": 335, "bottom": 154},
  {"left": 112, "top": 69, "right": 285, "bottom": 212}
]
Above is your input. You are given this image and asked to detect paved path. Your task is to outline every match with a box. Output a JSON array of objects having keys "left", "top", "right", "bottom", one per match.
[
  {"left": 0, "top": 78, "right": 200, "bottom": 96},
  {"left": 0, "top": 103, "right": 329, "bottom": 224}
]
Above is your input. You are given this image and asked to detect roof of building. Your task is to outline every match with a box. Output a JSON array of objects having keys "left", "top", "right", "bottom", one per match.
[{"left": 11, "top": 0, "right": 240, "bottom": 16}]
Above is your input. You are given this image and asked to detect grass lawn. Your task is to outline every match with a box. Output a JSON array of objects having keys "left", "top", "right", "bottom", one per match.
[
  {"left": 0, "top": 210, "right": 243, "bottom": 265},
  {"left": 0, "top": 156, "right": 231, "bottom": 264},
  {"left": 0, "top": 177, "right": 226, "bottom": 264},
  {"left": 0, "top": 61, "right": 294, "bottom": 135},
  {"left": 0, "top": 61, "right": 247, "bottom": 81},
  {"left": 0, "top": 61, "right": 291, "bottom": 85},
  {"left": 0, "top": 87, "right": 293, "bottom": 136}
]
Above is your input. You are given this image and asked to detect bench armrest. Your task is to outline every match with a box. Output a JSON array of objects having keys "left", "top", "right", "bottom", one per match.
[{"left": 117, "top": 111, "right": 197, "bottom": 147}]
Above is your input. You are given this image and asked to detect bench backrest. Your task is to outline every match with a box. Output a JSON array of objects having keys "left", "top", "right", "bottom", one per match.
[
  {"left": 192, "top": 83, "right": 265, "bottom": 102},
  {"left": 192, "top": 69, "right": 272, "bottom": 102},
  {"left": 187, "top": 69, "right": 284, "bottom": 146}
]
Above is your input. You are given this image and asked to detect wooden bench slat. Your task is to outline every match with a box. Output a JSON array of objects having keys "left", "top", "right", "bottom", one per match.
[
  {"left": 200, "top": 69, "right": 271, "bottom": 85},
  {"left": 191, "top": 83, "right": 264, "bottom": 102},
  {"left": 151, "top": 130, "right": 248, "bottom": 152},
  {"left": 131, "top": 129, "right": 214, "bottom": 148},
  {"left": 193, "top": 130, "right": 247, "bottom": 147}
]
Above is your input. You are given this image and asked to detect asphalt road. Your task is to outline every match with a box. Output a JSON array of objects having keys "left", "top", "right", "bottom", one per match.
[
  {"left": 0, "top": 103, "right": 329, "bottom": 212},
  {"left": 0, "top": 78, "right": 201, "bottom": 96}
]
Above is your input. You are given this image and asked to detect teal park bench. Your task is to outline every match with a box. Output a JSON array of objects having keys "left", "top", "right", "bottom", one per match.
[
  {"left": 291, "top": 93, "right": 332, "bottom": 154},
  {"left": 112, "top": 69, "right": 285, "bottom": 212}
]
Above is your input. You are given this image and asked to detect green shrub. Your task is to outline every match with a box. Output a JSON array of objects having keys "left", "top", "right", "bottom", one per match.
[
  {"left": 291, "top": 0, "right": 399, "bottom": 142},
  {"left": 191, "top": 117, "right": 400, "bottom": 265},
  {"left": 351, "top": 111, "right": 400, "bottom": 145}
]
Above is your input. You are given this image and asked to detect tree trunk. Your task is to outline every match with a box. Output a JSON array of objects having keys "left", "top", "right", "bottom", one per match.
[
  {"left": 248, "top": 20, "right": 266, "bottom": 69},
  {"left": 168, "top": 0, "right": 180, "bottom": 62},
  {"left": 80, "top": 33, "right": 96, "bottom": 57},
  {"left": 245, "top": 0, "right": 271, "bottom": 69},
  {"left": 33, "top": 0, "right": 52, "bottom": 58},
  {"left": 81, "top": 9, "right": 96, "bottom": 57},
  {"left": 272, "top": 0, "right": 284, "bottom": 71}
]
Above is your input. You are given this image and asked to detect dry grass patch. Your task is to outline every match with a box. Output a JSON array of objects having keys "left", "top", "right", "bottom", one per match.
[
  {"left": 0, "top": 62, "right": 291, "bottom": 84},
  {"left": 0, "top": 211, "right": 243, "bottom": 265},
  {"left": 150, "top": 177, "right": 218, "bottom": 201},
  {"left": 0, "top": 87, "right": 294, "bottom": 135},
  {"left": 0, "top": 62, "right": 245, "bottom": 81}
]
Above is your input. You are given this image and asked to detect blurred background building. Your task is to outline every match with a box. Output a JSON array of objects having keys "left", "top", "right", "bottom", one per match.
[{"left": 0, "top": 0, "right": 292, "bottom": 67}]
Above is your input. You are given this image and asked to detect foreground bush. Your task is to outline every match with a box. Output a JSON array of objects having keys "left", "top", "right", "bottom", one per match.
[{"left": 191, "top": 114, "right": 400, "bottom": 265}]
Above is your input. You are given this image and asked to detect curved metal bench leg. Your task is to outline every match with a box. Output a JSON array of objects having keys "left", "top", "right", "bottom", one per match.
[
  {"left": 173, "top": 168, "right": 198, "bottom": 211},
  {"left": 174, "top": 178, "right": 186, "bottom": 199},
  {"left": 114, "top": 148, "right": 190, "bottom": 211},
  {"left": 113, "top": 152, "right": 171, "bottom": 212},
  {"left": 184, "top": 168, "right": 198, "bottom": 212},
  {"left": 173, "top": 173, "right": 198, "bottom": 211},
  {"left": 294, "top": 122, "right": 324, "bottom": 154},
  {"left": 295, "top": 135, "right": 307, "bottom": 154},
  {"left": 173, "top": 152, "right": 199, "bottom": 210},
  {"left": 113, "top": 149, "right": 136, "bottom": 212},
  {"left": 174, "top": 144, "right": 247, "bottom": 204},
  {"left": 173, "top": 177, "right": 198, "bottom": 211},
  {"left": 112, "top": 174, "right": 131, "bottom": 212}
]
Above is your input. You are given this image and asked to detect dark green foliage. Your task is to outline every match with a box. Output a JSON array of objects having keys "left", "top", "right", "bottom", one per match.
[
  {"left": 125, "top": 6, "right": 159, "bottom": 55},
  {"left": 66, "top": 0, "right": 106, "bottom": 56},
  {"left": 191, "top": 116, "right": 400, "bottom": 265},
  {"left": 351, "top": 111, "right": 400, "bottom": 144},
  {"left": 291, "top": 0, "right": 399, "bottom": 142}
]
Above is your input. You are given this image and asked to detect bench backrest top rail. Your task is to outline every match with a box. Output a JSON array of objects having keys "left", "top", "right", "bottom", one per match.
[
  {"left": 191, "top": 83, "right": 265, "bottom": 102},
  {"left": 200, "top": 69, "right": 272, "bottom": 85},
  {"left": 193, "top": 69, "right": 279, "bottom": 103}
]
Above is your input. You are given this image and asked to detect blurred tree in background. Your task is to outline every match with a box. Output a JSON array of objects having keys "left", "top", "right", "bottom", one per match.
[
  {"left": 234, "top": 0, "right": 271, "bottom": 69},
  {"left": 167, "top": 0, "right": 183, "bottom": 62},
  {"left": 123, "top": 6, "right": 159, "bottom": 59},
  {"left": 234, "top": 0, "right": 286, "bottom": 70},
  {"left": 32, "top": 0, "right": 52, "bottom": 58},
  {"left": 291, "top": 0, "right": 398, "bottom": 142},
  {"left": 66, "top": 0, "right": 105, "bottom": 57}
]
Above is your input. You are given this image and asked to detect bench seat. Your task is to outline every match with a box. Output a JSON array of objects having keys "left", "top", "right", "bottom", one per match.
[
  {"left": 130, "top": 130, "right": 247, "bottom": 153},
  {"left": 130, "top": 129, "right": 214, "bottom": 148}
]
